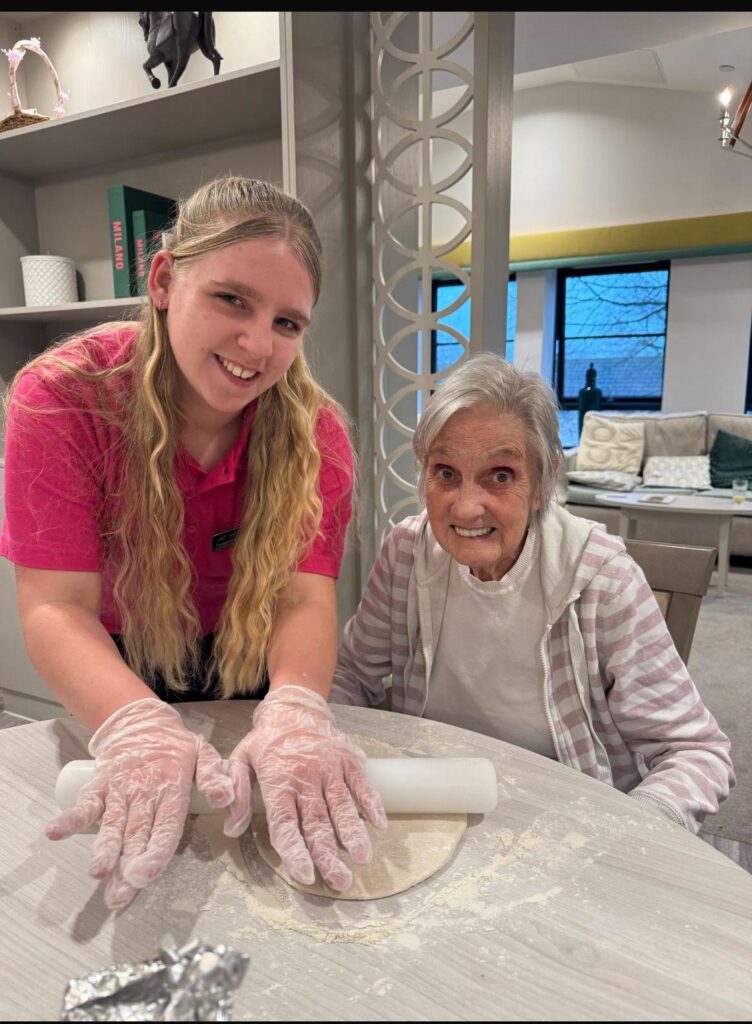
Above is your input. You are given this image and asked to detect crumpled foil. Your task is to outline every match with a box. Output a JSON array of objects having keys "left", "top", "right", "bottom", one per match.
[{"left": 60, "top": 936, "right": 249, "bottom": 1021}]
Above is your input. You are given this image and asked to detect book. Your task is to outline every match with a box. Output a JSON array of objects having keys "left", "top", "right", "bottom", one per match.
[
  {"left": 637, "top": 494, "right": 677, "bottom": 504},
  {"left": 132, "top": 208, "right": 171, "bottom": 296},
  {"left": 107, "top": 185, "right": 176, "bottom": 298}
]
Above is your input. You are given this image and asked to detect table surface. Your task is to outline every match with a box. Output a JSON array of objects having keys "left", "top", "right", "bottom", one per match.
[
  {"left": 2, "top": 702, "right": 752, "bottom": 1022},
  {"left": 595, "top": 491, "right": 752, "bottom": 515}
]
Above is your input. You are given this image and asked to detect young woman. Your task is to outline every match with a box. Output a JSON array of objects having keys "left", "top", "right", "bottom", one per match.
[{"left": 1, "top": 176, "right": 386, "bottom": 910}]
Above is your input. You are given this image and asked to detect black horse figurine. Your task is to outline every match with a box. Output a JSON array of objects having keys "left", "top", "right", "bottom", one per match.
[{"left": 138, "top": 11, "right": 222, "bottom": 89}]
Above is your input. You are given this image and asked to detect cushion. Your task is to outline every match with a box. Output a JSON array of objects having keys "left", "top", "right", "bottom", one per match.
[
  {"left": 642, "top": 455, "right": 711, "bottom": 489},
  {"left": 709, "top": 429, "right": 752, "bottom": 487},
  {"left": 576, "top": 413, "right": 645, "bottom": 474},
  {"left": 566, "top": 469, "right": 641, "bottom": 492},
  {"left": 641, "top": 412, "right": 708, "bottom": 458},
  {"left": 707, "top": 413, "right": 752, "bottom": 451},
  {"left": 579, "top": 410, "right": 707, "bottom": 459}
]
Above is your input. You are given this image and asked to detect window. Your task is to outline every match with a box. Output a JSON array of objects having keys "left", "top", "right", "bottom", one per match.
[
  {"left": 431, "top": 275, "right": 517, "bottom": 373},
  {"left": 553, "top": 262, "right": 670, "bottom": 449}
]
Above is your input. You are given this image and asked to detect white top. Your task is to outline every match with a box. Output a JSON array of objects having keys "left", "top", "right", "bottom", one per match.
[{"left": 425, "top": 527, "right": 556, "bottom": 758}]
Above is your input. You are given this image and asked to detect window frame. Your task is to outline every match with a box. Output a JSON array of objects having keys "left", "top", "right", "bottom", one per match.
[
  {"left": 430, "top": 272, "right": 517, "bottom": 373},
  {"left": 553, "top": 259, "right": 671, "bottom": 414}
]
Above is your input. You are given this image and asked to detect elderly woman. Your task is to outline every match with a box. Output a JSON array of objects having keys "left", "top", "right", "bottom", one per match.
[{"left": 330, "top": 353, "right": 733, "bottom": 833}]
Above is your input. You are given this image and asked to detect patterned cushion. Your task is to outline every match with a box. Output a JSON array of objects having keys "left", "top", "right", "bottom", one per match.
[
  {"left": 579, "top": 411, "right": 707, "bottom": 459},
  {"left": 566, "top": 469, "right": 641, "bottom": 492},
  {"left": 642, "top": 455, "right": 711, "bottom": 489},
  {"left": 576, "top": 413, "right": 645, "bottom": 474}
]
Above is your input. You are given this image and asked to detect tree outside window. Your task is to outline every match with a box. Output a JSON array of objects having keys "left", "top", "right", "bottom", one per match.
[
  {"left": 554, "top": 262, "right": 670, "bottom": 448},
  {"left": 431, "top": 275, "right": 517, "bottom": 373}
]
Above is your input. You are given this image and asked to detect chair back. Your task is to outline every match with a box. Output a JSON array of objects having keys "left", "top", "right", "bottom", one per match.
[{"left": 625, "top": 539, "right": 716, "bottom": 664}]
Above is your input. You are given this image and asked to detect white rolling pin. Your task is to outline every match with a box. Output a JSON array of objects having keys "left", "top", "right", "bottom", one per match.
[{"left": 55, "top": 757, "right": 498, "bottom": 816}]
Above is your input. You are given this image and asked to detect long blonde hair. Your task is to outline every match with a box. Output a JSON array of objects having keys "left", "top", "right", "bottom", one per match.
[{"left": 7, "top": 176, "right": 350, "bottom": 697}]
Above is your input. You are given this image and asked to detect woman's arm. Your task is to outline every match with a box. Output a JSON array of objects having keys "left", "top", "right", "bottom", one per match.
[
  {"left": 591, "top": 553, "right": 734, "bottom": 832},
  {"left": 16, "top": 564, "right": 232, "bottom": 910},
  {"left": 265, "top": 570, "right": 338, "bottom": 699},
  {"left": 329, "top": 528, "right": 402, "bottom": 707},
  {"left": 14, "top": 565, "right": 155, "bottom": 730},
  {"left": 223, "top": 569, "right": 387, "bottom": 890}
]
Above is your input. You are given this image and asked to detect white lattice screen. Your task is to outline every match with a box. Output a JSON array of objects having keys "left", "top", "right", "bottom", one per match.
[{"left": 370, "top": 12, "right": 513, "bottom": 544}]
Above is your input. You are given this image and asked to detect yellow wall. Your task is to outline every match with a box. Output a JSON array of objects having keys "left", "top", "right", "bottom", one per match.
[{"left": 443, "top": 212, "right": 752, "bottom": 270}]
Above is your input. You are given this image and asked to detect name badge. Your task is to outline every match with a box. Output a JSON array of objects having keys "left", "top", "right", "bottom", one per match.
[{"left": 211, "top": 527, "right": 239, "bottom": 552}]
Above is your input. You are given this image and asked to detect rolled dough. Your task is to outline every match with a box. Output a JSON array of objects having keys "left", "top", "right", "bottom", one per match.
[{"left": 246, "top": 735, "right": 468, "bottom": 901}]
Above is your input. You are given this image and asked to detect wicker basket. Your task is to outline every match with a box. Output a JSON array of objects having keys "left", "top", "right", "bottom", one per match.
[
  {"left": 0, "top": 110, "right": 50, "bottom": 134},
  {"left": 1, "top": 38, "right": 65, "bottom": 135}
]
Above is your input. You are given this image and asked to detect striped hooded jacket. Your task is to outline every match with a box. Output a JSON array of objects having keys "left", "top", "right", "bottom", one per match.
[{"left": 330, "top": 504, "right": 734, "bottom": 833}]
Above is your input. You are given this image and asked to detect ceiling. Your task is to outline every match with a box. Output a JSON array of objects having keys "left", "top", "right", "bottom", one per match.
[
  {"left": 514, "top": 14, "right": 752, "bottom": 100},
  {"left": 3, "top": 11, "right": 752, "bottom": 102}
]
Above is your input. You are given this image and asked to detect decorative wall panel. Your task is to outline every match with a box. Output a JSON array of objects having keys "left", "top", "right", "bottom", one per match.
[{"left": 370, "top": 12, "right": 513, "bottom": 542}]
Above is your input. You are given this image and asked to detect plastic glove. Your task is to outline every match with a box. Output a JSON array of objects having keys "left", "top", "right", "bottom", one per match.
[
  {"left": 224, "top": 685, "right": 387, "bottom": 891},
  {"left": 46, "top": 697, "right": 234, "bottom": 910}
]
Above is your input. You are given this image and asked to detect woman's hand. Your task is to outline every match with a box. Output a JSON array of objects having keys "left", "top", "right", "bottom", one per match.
[
  {"left": 46, "top": 697, "right": 234, "bottom": 910},
  {"left": 223, "top": 686, "right": 387, "bottom": 891}
]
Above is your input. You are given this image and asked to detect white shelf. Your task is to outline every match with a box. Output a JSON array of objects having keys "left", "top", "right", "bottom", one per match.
[
  {"left": 0, "top": 62, "right": 281, "bottom": 181},
  {"left": 0, "top": 297, "right": 142, "bottom": 323}
]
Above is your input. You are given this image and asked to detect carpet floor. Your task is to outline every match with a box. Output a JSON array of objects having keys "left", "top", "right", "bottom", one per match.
[{"left": 690, "top": 567, "right": 752, "bottom": 846}]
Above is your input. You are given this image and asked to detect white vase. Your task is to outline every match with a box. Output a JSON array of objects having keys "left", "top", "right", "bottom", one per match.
[{"left": 20, "top": 254, "right": 78, "bottom": 307}]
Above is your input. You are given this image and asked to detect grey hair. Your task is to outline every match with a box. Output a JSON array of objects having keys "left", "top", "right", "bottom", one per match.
[{"left": 413, "top": 353, "right": 563, "bottom": 521}]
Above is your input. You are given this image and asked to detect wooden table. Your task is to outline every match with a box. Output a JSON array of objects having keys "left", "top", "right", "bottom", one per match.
[
  {"left": 1, "top": 702, "right": 751, "bottom": 1021},
  {"left": 595, "top": 491, "right": 752, "bottom": 594}
]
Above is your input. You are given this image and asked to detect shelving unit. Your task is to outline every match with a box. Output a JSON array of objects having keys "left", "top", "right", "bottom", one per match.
[
  {"left": 0, "top": 60, "right": 284, "bottom": 331},
  {"left": 0, "top": 62, "right": 281, "bottom": 181},
  {"left": 0, "top": 297, "right": 141, "bottom": 323}
]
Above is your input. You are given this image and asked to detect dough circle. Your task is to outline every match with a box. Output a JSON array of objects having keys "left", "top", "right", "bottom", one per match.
[
  {"left": 251, "top": 811, "right": 466, "bottom": 901},
  {"left": 247, "top": 736, "right": 468, "bottom": 900}
]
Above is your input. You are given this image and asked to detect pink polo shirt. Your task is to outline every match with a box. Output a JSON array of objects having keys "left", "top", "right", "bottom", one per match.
[{"left": 0, "top": 327, "right": 353, "bottom": 634}]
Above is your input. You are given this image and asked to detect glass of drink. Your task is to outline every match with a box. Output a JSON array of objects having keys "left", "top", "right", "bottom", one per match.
[{"left": 731, "top": 478, "right": 748, "bottom": 504}]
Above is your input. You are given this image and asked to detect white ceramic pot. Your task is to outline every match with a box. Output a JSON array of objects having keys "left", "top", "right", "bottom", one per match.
[{"left": 20, "top": 254, "right": 78, "bottom": 307}]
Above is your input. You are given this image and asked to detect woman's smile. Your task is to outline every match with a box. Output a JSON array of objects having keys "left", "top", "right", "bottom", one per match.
[
  {"left": 452, "top": 525, "right": 496, "bottom": 538},
  {"left": 214, "top": 353, "right": 260, "bottom": 387}
]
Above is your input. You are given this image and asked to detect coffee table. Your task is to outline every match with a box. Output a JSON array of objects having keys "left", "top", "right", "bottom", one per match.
[{"left": 594, "top": 491, "right": 752, "bottom": 594}]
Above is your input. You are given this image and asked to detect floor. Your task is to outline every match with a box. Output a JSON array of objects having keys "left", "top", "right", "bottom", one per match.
[
  {"left": 700, "top": 833, "right": 752, "bottom": 874},
  {"left": 0, "top": 710, "right": 32, "bottom": 730}
]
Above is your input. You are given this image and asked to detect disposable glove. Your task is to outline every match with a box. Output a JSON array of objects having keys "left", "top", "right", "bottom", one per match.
[
  {"left": 46, "top": 697, "right": 233, "bottom": 910},
  {"left": 224, "top": 685, "right": 387, "bottom": 891}
]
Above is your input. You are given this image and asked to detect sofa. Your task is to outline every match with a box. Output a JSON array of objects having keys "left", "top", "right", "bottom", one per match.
[{"left": 556, "top": 410, "right": 752, "bottom": 558}]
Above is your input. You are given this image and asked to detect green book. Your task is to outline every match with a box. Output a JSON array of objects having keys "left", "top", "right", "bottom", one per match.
[
  {"left": 132, "top": 208, "right": 172, "bottom": 296},
  {"left": 107, "top": 185, "right": 176, "bottom": 298}
]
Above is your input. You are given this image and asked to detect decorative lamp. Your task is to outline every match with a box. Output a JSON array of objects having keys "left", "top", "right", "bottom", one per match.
[{"left": 718, "top": 82, "right": 752, "bottom": 158}]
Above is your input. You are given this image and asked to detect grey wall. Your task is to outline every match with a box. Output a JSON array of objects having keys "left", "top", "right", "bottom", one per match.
[{"left": 290, "top": 11, "right": 374, "bottom": 628}]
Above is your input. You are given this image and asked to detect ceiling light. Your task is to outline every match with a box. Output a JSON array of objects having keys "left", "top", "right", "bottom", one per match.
[{"left": 719, "top": 81, "right": 752, "bottom": 159}]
